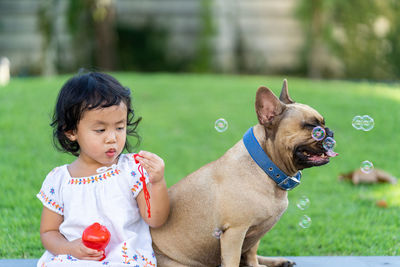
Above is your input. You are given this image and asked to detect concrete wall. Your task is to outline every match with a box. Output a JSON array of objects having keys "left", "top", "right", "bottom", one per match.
[
  {"left": 0, "top": 0, "right": 72, "bottom": 75},
  {"left": 0, "top": 0, "right": 43, "bottom": 74},
  {"left": 214, "top": 0, "right": 304, "bottom": 73}
]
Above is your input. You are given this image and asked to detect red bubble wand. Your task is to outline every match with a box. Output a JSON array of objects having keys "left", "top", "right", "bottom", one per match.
[{"left": 133, "top": 154, "right": 151, "bottom": 218}]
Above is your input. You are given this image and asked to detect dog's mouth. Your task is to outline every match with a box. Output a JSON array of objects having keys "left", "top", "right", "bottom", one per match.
[{"left": 294, "top": 144, "right": 338, "bottom": 169}]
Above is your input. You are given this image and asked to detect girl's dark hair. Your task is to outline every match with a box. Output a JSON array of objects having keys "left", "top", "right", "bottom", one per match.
[{"left": 51, "top": 72, "right": 142, "bottom": 156}]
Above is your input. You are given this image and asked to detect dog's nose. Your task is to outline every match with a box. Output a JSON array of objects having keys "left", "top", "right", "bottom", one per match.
[{"left": 325, "top": 127, "right": 334, "bottom": 138}]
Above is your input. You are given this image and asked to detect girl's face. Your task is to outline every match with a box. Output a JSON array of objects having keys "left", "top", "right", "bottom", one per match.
[{"left": 67, "top": 102, "right": 128, "bottom": 169}]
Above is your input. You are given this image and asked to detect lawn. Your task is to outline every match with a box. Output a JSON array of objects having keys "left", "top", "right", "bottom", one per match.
[{"left": 1, "top": 72, "right": 400, "bottom": 258}]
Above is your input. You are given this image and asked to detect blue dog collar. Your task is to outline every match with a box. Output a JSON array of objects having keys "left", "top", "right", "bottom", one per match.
[{"left": 243, "top": 127, "right": 302, "bottom": 191}]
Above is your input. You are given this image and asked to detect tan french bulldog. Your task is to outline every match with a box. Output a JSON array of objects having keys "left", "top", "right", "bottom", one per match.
[{"left": 151, "top": 80, "right": 337, "bottom": 267}]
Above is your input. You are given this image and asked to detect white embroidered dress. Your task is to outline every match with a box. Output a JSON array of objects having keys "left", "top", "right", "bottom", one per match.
[{"left": 36, "top": 154, "right": 156, "bottom": 267}]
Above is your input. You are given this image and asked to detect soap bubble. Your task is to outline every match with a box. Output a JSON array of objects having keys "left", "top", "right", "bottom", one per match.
[
  {"left": 352, "top": 115, "right": 374, "bottom": 131},
  {"left": 361, "top": 115, "right": 374, "bottom": 131},
  {"left": 214, "top": 118, "right": 228, "bottom": 133},
  {"left": 311, "top": 126, "right": 326, "bottom": 141},
  {"left": 322, "top": 137, "right": 336, "bottom": 151},
  {"left": 360, "top": 160, "right": 374, "bottom": 174},
  {"left": 352, "top": 116, "right": 363, "bottom": 130},
  {"left": 212, "top": 228, "right": 222, "bottom": 239},
  {"left": 299, "top": 215, "right": 312, "bottom": 229},
  {"left": 296, "top": 196, "right": 310, "bottom": 210}
]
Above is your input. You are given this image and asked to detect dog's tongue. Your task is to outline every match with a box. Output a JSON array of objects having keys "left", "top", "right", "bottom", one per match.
[{"left": 326, "top": 150, "right": 338, "bottom": 157}]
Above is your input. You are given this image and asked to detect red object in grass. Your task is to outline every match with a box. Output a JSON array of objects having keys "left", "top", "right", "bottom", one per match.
[
  {"left": 376, "top": 199, "right": 388, "bottom": 208},
  {"left": 82, "top": 223, "right": 111, "bottom": 261}
]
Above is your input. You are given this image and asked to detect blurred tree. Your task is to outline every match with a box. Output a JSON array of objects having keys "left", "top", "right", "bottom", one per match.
[
  {"left": 297, "top": 0, "right": 400, "bottom": 80},
  {"left": 38, "top": 0, "right": 59, "bottom": 75},
  {"left": 116, "top": 23, "right": 172, "bottom": 72},
  {"left": 68, "top": 0, "right": 116, "bottom": 70},
  {"left": 191, "top": 0, "right": 215, "bottom": 72},
  {"left": 385, "top": 0, "right": 400, "bottom": 77}
]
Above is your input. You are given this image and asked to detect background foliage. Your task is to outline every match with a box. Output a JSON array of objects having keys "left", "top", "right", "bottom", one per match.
[
  {"left": 298, "top": 0, "right": 400, "bottom": 79},
  {"left": 35, "top": 0, "right": 400, "bottom": 79}
]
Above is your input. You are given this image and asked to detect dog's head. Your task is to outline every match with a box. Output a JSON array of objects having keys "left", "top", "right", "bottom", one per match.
[{"left": 255, "top": 80, "right": 337, "bottom": 175}]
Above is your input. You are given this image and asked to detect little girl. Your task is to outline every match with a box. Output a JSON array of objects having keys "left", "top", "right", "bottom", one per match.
[{"left": 37, "top": 72, "right": 170, "bottom": 266}]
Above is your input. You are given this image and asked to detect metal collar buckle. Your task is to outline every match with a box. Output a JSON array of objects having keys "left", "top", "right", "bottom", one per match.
[{"left": 278, "top": 175, "right": 301, "bottom": 191}]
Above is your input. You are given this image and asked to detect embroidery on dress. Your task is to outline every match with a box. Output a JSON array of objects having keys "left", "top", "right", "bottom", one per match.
[
  {"left": 50, "top": 256, "right": 63, "bottom": 262},
  {"left": 38, "top": 190, "right": 64, "bottom": 213},
  {"left": 130, "top": 175, "right": 144, "bottom": 193},
  {"left": 50, "top": 255, "right": 77, "bottom": 263},
  {"left": 66, "top": 255, "right": 77, "bottom": 261},
  {"left": 130, "top": 169, "right": 149, "bottom": 193},
  {"left": 129, "top": 154, "right": 149, "bottom": 176},
  {"left": 68, "top": 169, "right": 120, "bottom": 185},
  {"left": 121, "top": 242, "right": 155, "bottom": 266},
  {"left": 137, "top": 251, "right": 155, "bottom": 267}
]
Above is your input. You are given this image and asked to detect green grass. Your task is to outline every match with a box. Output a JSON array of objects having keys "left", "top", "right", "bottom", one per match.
[{"left": 1, "top": 73, "right": 400, "bottom": 258}]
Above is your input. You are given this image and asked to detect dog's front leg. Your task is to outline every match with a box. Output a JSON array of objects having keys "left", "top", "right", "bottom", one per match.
[
  {"left": 220, "top": 226, "right": 247, "bottom": 267},
  {"left": 240, "top": 240, "right": 266, "bottom": 267}
]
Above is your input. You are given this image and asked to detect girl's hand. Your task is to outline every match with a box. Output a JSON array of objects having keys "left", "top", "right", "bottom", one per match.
[
  {"left": 68, "top": 238, "right": 104, "bottom": 261},
  {"left": 136, "top": 151, "right": 170, "bottom": 228},
  {"left": 40, "top": 207, "right": 105, "bottom": 260},
  {"left": 137, "top": 151, "right": 165, "bottom": 184}
]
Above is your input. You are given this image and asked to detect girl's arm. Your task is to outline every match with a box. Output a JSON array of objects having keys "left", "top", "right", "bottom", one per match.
[
  {"left": 136, "top": 151, "right": 170, "bottom": 228},
  {"left": 40, "top": 207, "right": 104, "bottom": 260}
]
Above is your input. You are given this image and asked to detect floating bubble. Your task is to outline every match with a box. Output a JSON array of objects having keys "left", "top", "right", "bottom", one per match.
[
  {"left": 299, "top": 215, "right": 312, "bottom": 229},
  {"left": 352, "top": 115, "right": 375, "bottom": 131},
  {"left": 352, "top": 116, "right": 363, "bottom": 130},
  {"left": 214, "top": 118, "right": 228, "bottom": 133},
  {"left": 361, "top": 115, "right": 374, "bottom": 131},
  {"left": 360, "top": 160, "right": 374, "bottom": 174},
  {"left": 322, "top": 137, "right": 336, "bottom": 151},
  {"left": 311, "top": 126, "right": 326, "bottom": 141},
  {"left": 296, "top": 196, "right": 310, "bottom": 210},
  {"left": 212, "top": 228, "right": 223, "bottom": 239}
]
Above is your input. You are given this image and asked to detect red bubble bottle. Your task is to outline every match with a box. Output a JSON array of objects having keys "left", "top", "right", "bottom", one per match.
[{"left": 82, "top": 222, "right": 111, "bottom": 261}]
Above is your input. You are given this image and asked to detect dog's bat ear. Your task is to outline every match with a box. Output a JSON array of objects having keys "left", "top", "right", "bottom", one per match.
[
  {"left": 279, "top": 79, "right": 295, "bottom": 104},
  {"left": 255, "top": 86, "right": 286, "bottom": 126}
]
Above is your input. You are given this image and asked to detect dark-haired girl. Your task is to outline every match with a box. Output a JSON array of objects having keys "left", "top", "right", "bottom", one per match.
[{"left": 37, "top": 72, "right": 169, "bottom": 266}]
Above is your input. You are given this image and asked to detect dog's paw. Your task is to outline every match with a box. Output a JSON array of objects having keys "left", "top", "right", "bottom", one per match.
[
  {"left": 257, "top": 256, "right": 295, "bottom": 267},
  {"left": 239, "top": 265, "right": 267, "bottom": 267},
  {"left": 276, "top": 259, "right": 295, "bottom": 267}
]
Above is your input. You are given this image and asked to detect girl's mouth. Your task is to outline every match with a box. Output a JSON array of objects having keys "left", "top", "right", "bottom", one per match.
[{"left": 106, "top": 149, "right": 116, "bottom": 157}]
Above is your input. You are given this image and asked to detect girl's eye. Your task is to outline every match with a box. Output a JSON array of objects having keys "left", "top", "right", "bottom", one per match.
[
  {"left": 117, "top": 127, "right": 125, "bottom": 131},
  {"left": 95, "top": 129, "right": 105, "bottom": 133}
]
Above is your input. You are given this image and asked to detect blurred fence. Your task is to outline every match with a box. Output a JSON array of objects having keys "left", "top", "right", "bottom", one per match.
[
  {"left": 1, "top": 0, "right": 399, "bottom": 80},
  {"left": 0, "top": 0, "right": 304, "bottom": 76}
]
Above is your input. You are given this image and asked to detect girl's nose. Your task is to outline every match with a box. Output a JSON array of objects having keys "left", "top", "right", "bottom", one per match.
[{"left": 105, "top": 131, "right": 117, "bottom": 143}]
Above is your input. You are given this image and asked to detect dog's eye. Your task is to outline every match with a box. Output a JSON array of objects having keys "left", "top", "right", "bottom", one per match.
[{"left": 303, "top": 123, "right": 316, "bottom": 129}]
